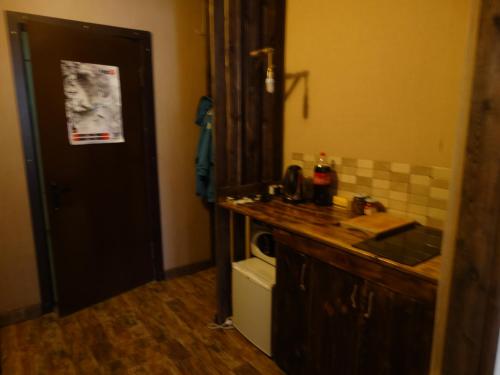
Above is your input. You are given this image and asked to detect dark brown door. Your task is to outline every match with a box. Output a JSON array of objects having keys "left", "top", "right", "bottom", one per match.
[
  {"left": 272, "top": 243, "right": 310, "bottom": 375},
  {"left": 357, "top": 282, "right": 435, "bottom": 375},
  {"left": 307, "top": 259, "right": 362, "bottom": 375},
  {"left": 24, "top": 18, "right": 161, "bottom": 315}
]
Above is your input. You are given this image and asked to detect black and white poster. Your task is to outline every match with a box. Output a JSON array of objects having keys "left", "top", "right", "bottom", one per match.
[{"left": 61, "top": 60, "right": 124, "bottom": 145}]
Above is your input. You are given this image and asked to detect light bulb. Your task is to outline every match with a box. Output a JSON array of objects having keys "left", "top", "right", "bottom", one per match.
[
  {"left": 265, "top": 68, "right": 275, "bottom": 93},
  {"left": 265, "top": 77, "right": 275, "bottom": 93}
]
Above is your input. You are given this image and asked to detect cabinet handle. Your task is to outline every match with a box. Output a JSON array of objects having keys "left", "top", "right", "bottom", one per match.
[
  {"left": 299, "top": 263, "right": 307, "bottom": 291},
  {"left": 350, "top": 284, "right": 359, "bottom": 309},
  {"left": 364, "top": 291, "right": 374, "bottom": 319}
]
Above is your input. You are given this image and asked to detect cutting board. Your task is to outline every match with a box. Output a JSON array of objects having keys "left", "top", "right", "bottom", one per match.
[{"left": 341, "top": 213, "right": 415, "bottom": 236}]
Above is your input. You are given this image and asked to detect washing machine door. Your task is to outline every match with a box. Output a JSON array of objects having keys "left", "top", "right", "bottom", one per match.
[{"left": 251, "top": 231, "right": 276, "bottom": 266}]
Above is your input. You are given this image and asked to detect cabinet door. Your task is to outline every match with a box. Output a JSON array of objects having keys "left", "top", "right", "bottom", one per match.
[
  {"left": 307, "top": 258, "right": 362, "bottom": 375},
  {"left": 357, "top": 282, "right": 435, "bottom": 375},
  {"left": 272, "top": 243, "right": 310, "bottom": 375}
]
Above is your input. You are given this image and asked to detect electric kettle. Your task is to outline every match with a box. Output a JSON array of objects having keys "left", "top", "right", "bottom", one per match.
[{"left": 282, "top": 165, "right": 304, "bottom": 203}]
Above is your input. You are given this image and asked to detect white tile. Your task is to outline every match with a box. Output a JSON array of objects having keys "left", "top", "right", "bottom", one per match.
[
  {"left": 428, "top": 198, "right": 447, "bottom": 210},
  {"left": 373, "top": 179, "right": 390, "bottom": 189},
  {"left": 373, "top": 197, "right": 389, "bottom": 207},
  {"left": 355, "top": 185, "right": 372, "bottom": 195},
  {"left": 339, "top": 174, "right": 356, "bottom": 184},
  {"left": 372, "top": 188, "right": 390, "bottom": 198},
  {"left": 410, "top": 175, "right": 431, "bottom": 186},
  {"left": 430, "top": 187, "right": 449, "bottom": 200},
  {"left": 330, "top": 156, "right": 342, "bottom": 166},
  {"left": 303, "top": 161, "right": 315, "bottom": 169},
  {"left": 356, "top": 168, "right": 373, "bottom": 177},
  {"left": 390, "top": 162, "right": 411, "bottom": 174},
  {"left": 373, "top": 170, "right": 391, "bottom": 180},
  {"left": 302, "top": 168, "right": 314, "bottom": 178},
  {"left": 432, "top": 167, "right": 451, "bottom": 181},
  {"left": 387, "top": 209, "right": 408, "bottom": 219},
  {"left": 409, "top": 194, "right": 429, "bottom": 206},
  {"left": 408, "top": 203, "right": 427, "bottom": 215},
  {"left": 391, "top": 172, "right": 410, "bottom": 183},
  {"left": 341, "top": 166, "right": 357, "bottom": 175},
  {"left": 431, "top": 178, "right": 449, "bottom": 189},
  {"left": 290, "top": 160, "right": 304, "bottom": 168},
  {"left": 390, "top": 181, "right": 409, "bottom": 192},
  {"left": 342, "top": 158, "right": 357, "bottom": 167},
  {"left": 389, "top": 191, "right": 408, "bottom": 202},
  {"left": 388, "top": 199, "right": 407, "bottom": 211},
  {"left": 357, "top": 159, "right": 374, "bottom": 169},
  {"left": 428, "top": 218, "right": 444, "bottom": 229},
  {"left": 407, "top": 213, "right": 427, "bottom": 225},
  {"left": 303, "top": 153, "right": 315, "bottom": 162},
  {"left": 337, "top": 190, "right": 356, "bottom": 200},
  {"left": 410, "top": 184, "right": 430, "bottom": 196},
  {"left": 428, "top": 207, "right": 447, "bottom": 221}
]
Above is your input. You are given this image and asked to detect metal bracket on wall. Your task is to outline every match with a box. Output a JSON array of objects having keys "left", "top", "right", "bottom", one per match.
[{"left": 285, "top": 71, "right": 309, "bottom": 119}]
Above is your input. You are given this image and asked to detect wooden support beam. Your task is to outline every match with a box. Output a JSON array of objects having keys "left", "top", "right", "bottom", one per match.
[
  {"left": 214, "top": 206, "right": 231, "bottom": 324},
  {"left": 442, "top": 0, "right": 500, "bottom": 373}
]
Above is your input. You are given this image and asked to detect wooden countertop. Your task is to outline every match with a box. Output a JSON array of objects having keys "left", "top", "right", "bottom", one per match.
[{"left": 219, "top": 198, "right": 441, "bottom": 284}]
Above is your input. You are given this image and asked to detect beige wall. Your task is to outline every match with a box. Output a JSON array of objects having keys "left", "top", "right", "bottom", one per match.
[
  {"left": 286, "top": 2, "right": 481, "bottom": 372},
  {"left": 0, "top": 0, "right": 210, "bottom": 314},
  {"left": 285, "top": 0, "right": 475, "bottom": 168}
]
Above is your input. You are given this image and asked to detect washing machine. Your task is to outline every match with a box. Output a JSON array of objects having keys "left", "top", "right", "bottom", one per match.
[
  {"left": 232, "top": 221, "right": 276, "bottom": 356},
  {"left": 250, "top": 221, "right": 276, "bottom": 266}
]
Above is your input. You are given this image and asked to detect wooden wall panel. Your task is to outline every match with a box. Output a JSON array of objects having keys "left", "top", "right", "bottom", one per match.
[
  {"left": 442, "top": 0, "right": 500, "bottom": 373},
  {"left": 210, "top": 0, "right": 285, "bottom": 195},
  {"left": 214, "top": 206, "right": 231, "bottom": 324},
  {"left": 209, "top": 0, "right": 285, "bottom": 324},
  {"left": 226, "top": 0, "right": 243, "bottom": 186},
  {"left": 261, "top": 0, "right": 285, "bottom": 183},
  {"left": 209, "top": 0, "right": 229, "bottom": 188},
  {"left": 241, "top": 0, "right": 264, "bottom": 185}
]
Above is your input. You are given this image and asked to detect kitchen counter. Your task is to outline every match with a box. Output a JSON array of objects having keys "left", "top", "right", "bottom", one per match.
[{"left": 219, "top": 198, "right": 441, "bottom": 284}]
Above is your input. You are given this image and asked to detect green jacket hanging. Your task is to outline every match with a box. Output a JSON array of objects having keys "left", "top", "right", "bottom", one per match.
[{"left": 195, "top": 96, "right": 214, "bottom": 202}]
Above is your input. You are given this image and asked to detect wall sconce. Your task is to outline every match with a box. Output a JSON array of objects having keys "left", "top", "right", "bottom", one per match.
[
  {"left": 285, "top": 71, "right": 309, "bottom": 119},
  {"left": 249, "top": 47, "right": 275, "bottom": 93}
]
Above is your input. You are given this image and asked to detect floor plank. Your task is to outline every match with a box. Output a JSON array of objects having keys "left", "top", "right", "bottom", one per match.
[{"left": 0, "top": 268, "right": 282, "bottom": 375}]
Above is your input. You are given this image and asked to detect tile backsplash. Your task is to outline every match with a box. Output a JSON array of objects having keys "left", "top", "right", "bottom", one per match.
[{"left": 289, "top": 153, "right": 451, "bottom": 229}]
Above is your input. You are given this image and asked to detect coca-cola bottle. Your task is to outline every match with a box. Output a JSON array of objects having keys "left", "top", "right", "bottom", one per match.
[{"left": 313, "top": 152, "right": 333, "bottom": 206}]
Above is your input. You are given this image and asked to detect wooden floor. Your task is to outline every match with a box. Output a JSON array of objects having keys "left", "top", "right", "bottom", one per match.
[{"left": 0, "top": 268, "right": 282, "bottom": 375}]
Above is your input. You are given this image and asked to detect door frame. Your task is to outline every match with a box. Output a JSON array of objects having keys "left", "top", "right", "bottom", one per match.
[{"left": 6, "top": 11, "right": 164, "bottom": 313}]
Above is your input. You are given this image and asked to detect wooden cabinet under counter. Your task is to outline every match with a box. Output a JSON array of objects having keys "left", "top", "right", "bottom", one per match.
[
  {"left": 218, "top": 198, "right": 440, "bottom": 374},
  {"left": 272, "top": 231, "right": 435, "bottom": 375}
]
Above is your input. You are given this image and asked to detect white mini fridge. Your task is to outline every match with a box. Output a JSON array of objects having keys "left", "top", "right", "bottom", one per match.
[{"left": 232, "top": 257, "right": 276, "bottom": 356}]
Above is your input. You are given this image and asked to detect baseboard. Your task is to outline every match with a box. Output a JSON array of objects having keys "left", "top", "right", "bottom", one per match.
[
  {"left": 0, "top": 304, "right": 42, "bottom": 327},
  {"left": 164, "top": 259, "right": 214, "bottom": 280}
]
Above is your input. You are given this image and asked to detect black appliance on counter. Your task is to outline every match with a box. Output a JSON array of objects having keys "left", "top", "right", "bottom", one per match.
[
  {"left": 282, "top": 165, "right": 304, "bottom": 204},
  {"left": 353, "top": 224, "right": 442, "bottom": 266}
]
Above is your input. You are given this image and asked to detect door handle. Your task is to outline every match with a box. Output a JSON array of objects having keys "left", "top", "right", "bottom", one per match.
[
  {"left": 299, "top": 262, "right": 307, "bottom": 291},
  {"left": 363, "top": 291, "right": 374, "bottom": 319},
  {"left": 350, "top": 284, "right": 359, "bottom": 309},
  {"left": 49, "top": 182, "right": 71, "bottom": 211}
]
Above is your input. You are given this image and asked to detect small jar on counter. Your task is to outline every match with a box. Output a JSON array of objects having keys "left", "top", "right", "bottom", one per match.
[
  {"left": 363, "top": 198, "right": 378, "bottom": 215},
  {"left": 351, "top": 194, "right": 367, "bottom": 215}
]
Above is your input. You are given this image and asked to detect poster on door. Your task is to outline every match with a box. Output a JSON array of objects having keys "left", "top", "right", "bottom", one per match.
[{"left": 61, "top": 60, "right": 124, "bottom": 145}]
